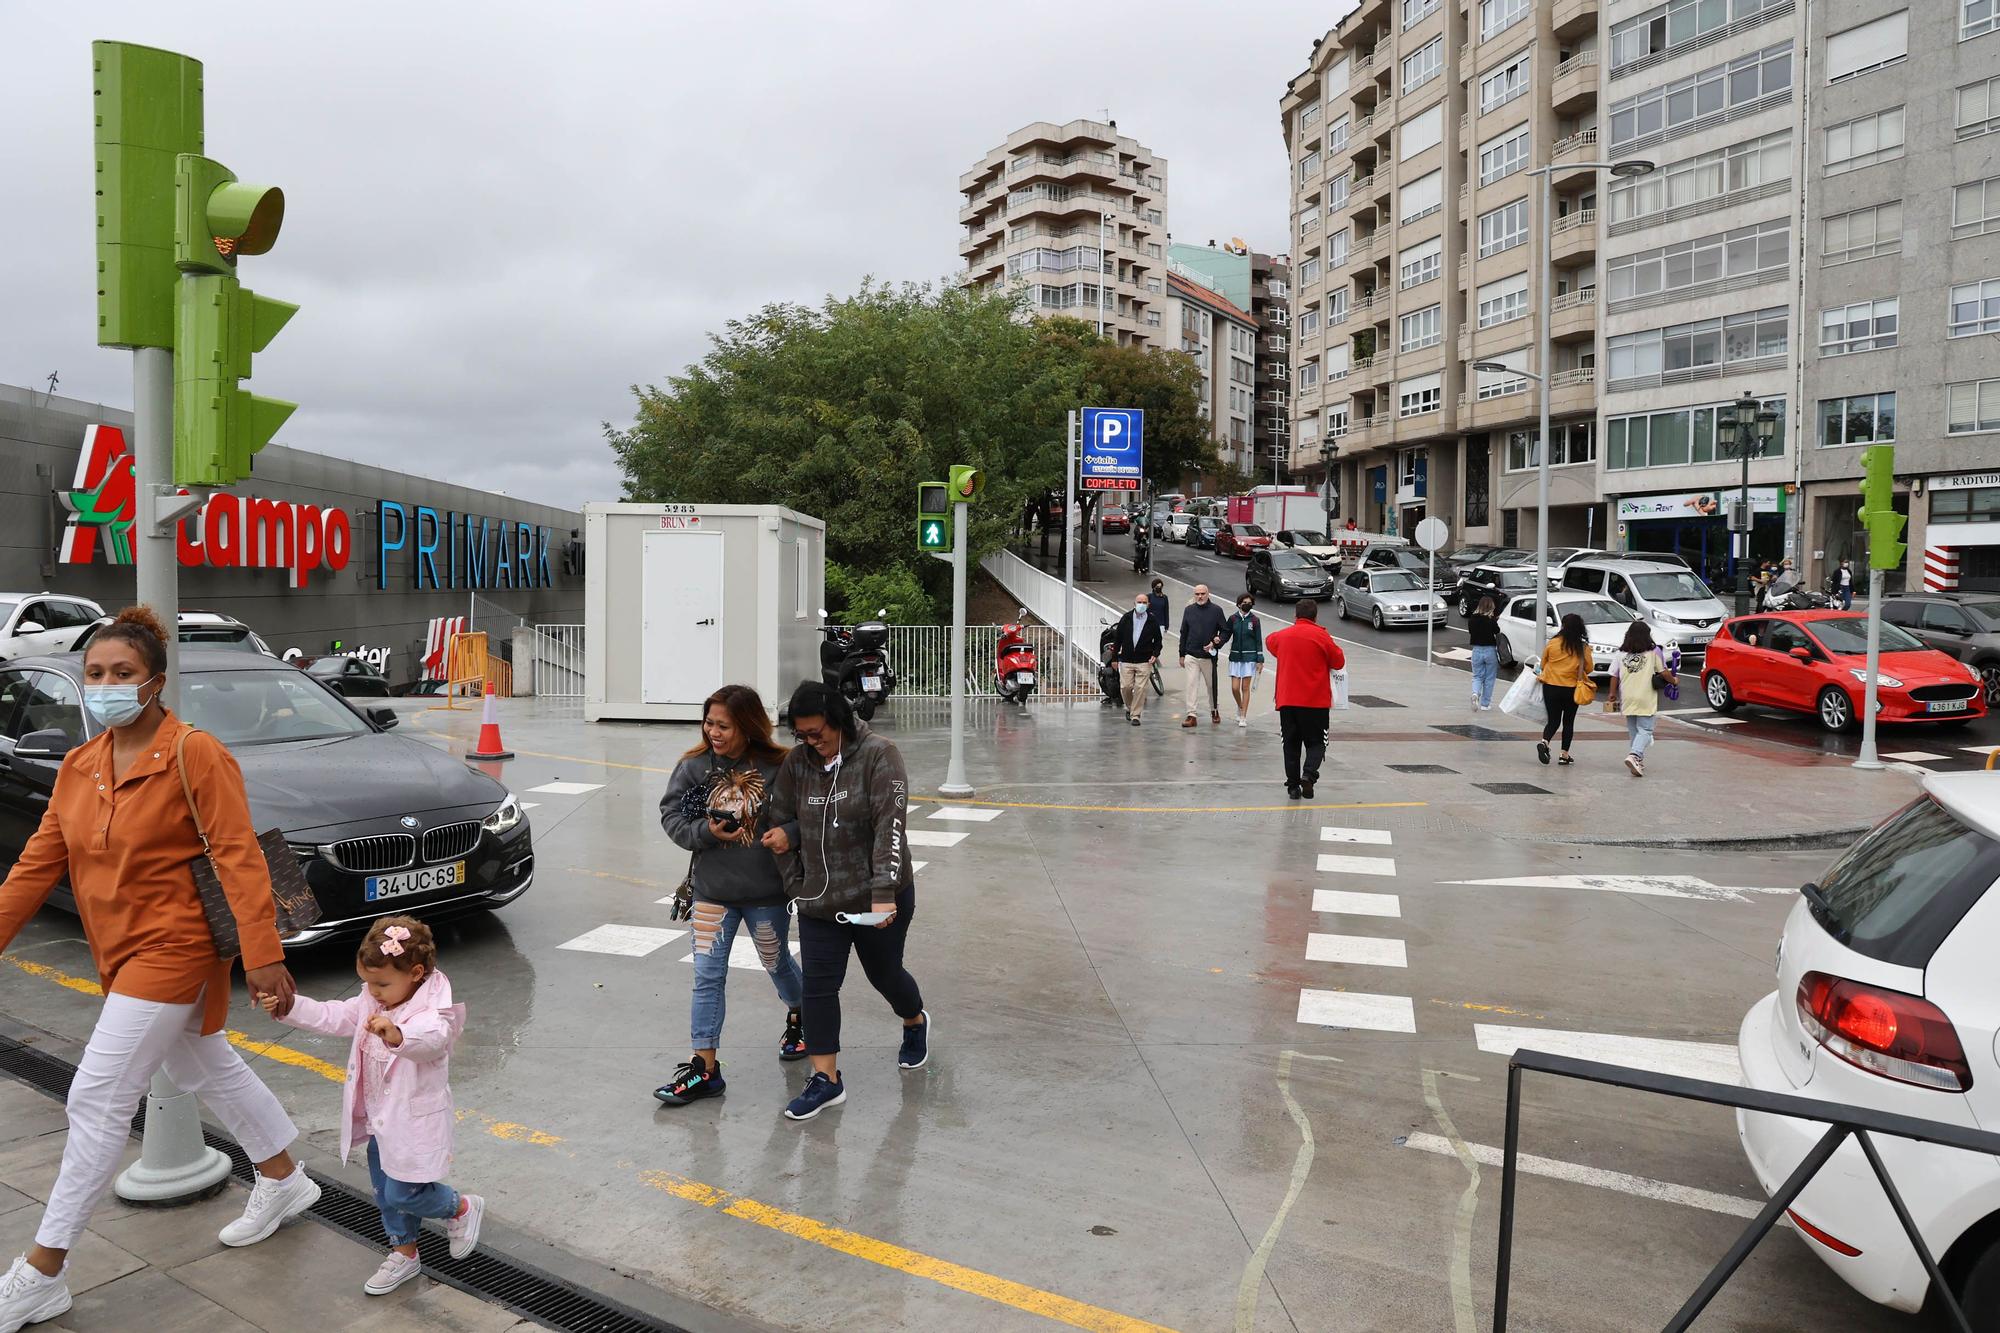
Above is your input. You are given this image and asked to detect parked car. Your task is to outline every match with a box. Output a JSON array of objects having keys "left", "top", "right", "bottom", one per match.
[
  {"left": 1100, "top": 507, "right": 1131, "bottom": 535},
  {"left": 1215, "top": 523, "right": 1273, "bottom": 559},
  {"left": 1245, "top": 549, "right": 1334, "bottom": 603},
  {"left": 1883, "top": 592, "right": 2000, "bottom": 707},
  {"left": 0, "top": 649, "right": 534, "bottom": 948},
  {"left": 1737, "top": 774, "right": 2000, "bottom": 1321},
  {"left": 392, "top": 677, "right": 450, "bottom": 698},
  {"left": 1545, "top": 546, "right": 1610, "bottom": 569},
  {"left": 1336, "top": 568, "right": 1448, "bottom": 630},
  {"left": 1457, "top": 563, "right": 1543, "bottom": 618},
  {"left": 1187, "top": 516, "right": 1224, "bottom": 549},
  {"left": 74, "top": 609, "right": 275, "bottom": 658},
  {"left": 1273, "top": 529, "right": 1342, "bottom": 569},
  {"left": 1560, "top": 559, "right": 1727, "bottom": 661},
  {"left": 306, "top": 655, "right": 394, "bottom": 698},
  {"left": 1701, "top": 611, "right": 1986, "bottom": 733},
  {"left": 0, "top": 595, "right": 105, "bottom": 664},
  {"left": 1163, "top": 510, "right": 1195, "bottom": 542},
  {"left": 1493, "top": 591, "right": 1638, "bottom": 673},
  {"left": 1357, "top": 542, "right": 1451, "bottom": 593},
  {"left": 1443, "top": 545, "right": 1505, "bottom": 580}
]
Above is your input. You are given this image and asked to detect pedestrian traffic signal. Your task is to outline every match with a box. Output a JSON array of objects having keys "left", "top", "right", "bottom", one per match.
[
  {"left": 917, "top": 482, "right": 951, "bottom": 551},
  {"left": 949, "top": 465, "right": 985, "bottom": 503},
  {"left": 93, "top": 41, "right": 204, "bottom": 350},
  {"left": 1858, "top": 445, "right": 1905, "bottom": 573}
]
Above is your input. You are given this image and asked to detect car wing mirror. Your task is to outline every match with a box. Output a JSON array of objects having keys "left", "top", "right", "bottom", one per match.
[
  {"left": 367, "top": 707, "right": 400, "bottom": 730},
  {"left": 1790, "top": 647, "right": 1814, "bottom": 661},
  {"left": 13, "top": 621, "right": 44, "bottom": 636},
  {"left": 9, "top": 729, "right": 72, "bottom": 789}
]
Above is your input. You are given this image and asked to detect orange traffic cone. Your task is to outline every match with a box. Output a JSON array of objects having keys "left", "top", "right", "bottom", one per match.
[{"left": 470, "top": 681, "right": 514, "bottom": 760}]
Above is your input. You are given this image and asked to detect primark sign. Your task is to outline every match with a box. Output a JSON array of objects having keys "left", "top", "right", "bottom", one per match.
[{"left": 374, "top": 500, "right": 556, "bottom": 590}]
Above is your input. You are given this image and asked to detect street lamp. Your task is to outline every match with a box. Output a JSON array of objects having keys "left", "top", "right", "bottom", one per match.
[
  {"left": 1520, "top": 155, "right": 1653, "bottom": 654},
  {"left": 1718, "top": 391, "right": 1779, "bottom": 616}
]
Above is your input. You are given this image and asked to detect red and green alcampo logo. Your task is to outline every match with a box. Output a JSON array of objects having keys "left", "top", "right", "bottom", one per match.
[{"left": 59, "top": 424, "right": 137, "bottom": 565}]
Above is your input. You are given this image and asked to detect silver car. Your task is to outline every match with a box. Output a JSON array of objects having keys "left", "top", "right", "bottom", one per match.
[{"left": 1337, "top": 568, "right": 1448, "bottom": 630}]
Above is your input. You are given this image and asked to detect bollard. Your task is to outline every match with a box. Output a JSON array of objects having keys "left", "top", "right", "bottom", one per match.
[{"left": 114, "top": 1071, "right": 231, "bottom": 1204}]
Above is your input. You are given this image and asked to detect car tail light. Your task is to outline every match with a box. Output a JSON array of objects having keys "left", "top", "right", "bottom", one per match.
[
  {"left": 1795, "top": 971, "right": 1973, "bottom": 1092},
  {"left": 1786, "top": 1209, "right": 1863, "bottom": 1256}
]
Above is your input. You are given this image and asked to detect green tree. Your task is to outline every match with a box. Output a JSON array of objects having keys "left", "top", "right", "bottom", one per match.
[{"left": 607, "top": 282, "right": 1209, "bottom": 623}]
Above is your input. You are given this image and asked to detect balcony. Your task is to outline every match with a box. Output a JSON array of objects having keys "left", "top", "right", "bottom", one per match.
[
  {"left": 1551, "top": 207, "right": 1598, "bottom": 264},
  {"left": 1458, "top": 383, "right": 1536, "bottom": 429},
  {"left": 1551, "top": 365, "right": 1596, "bottom": 415},
  {"left": 1551, "top": 0, "right": 1598, "bottom": 38},
  {"left": 1552, "top": 50, "right": 1599, "bottom": 115},
  {"left": 1549, "top": 285, "right": 1598, "bottom": 342},
  {"left": 1550, "top": 129, "right": 1603, "bottom": 188}
]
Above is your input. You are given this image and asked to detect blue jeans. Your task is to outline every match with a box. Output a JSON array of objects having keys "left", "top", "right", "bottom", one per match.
[
  {"left": 689, "top": 901, "right": 804, "bottom": 1049},
  {"left": 1838, "top": 585, "right": 1853, "bottom": 610},
  {"left": 1470, "top": 646, "right": 1500, "bottom": 707},
  {"left": 367, "top": 1137, "right": 459, "bottom": 1247},
  {"left": 1626, "top": 713, "right": 1657, "bottom": 758}
]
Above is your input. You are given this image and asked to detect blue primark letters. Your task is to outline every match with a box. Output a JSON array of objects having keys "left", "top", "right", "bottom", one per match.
[{"left": 375, "top": 501, "right": 556, "bottom": 590}]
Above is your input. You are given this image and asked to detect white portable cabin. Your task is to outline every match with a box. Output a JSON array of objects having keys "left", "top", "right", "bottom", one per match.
[{"left": 583, "top": 503, "right": 825, "bottom": 722}]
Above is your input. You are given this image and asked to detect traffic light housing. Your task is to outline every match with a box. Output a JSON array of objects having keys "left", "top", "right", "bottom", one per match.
[
  {"left": 917, "top": 482, "right": 951, "bottom": 551},
  {"left": 1858, "top": 445, "right": 1906, "bottom": 573},
  {"left": 949, "top": 465, "right": 985, "bottom": 503},
  {"left": 93, "top": 41, "right": 204, "bottom": 350}
]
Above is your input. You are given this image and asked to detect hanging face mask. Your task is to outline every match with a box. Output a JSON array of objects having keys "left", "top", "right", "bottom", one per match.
[{"left": 84, "top": 677, "right": 156, "bottom": 729}]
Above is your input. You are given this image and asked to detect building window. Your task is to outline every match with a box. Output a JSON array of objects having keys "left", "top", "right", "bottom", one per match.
[
  {"left": 1611, "top": 0, "right": 1791, "bottom": 74},
  {"left": 1298, "top": 150, "right": 1322, "bottom": 183},
  {"left": 1299, "top": 256, "right": 1322, "bottom": 286},
  {"left": 1464, "top": 444, "right": 1490, "bottom": 527},
  {"left": 1328, "top": 288, "right": 1349, "bottom": 323},
  {"left": 1968, "top": 0, "right": 1998, "bottom": 40},
  {"left": 1403, "top": 37, "right": 1444, "bottom": 92},
  {"left": 1959, "top": 75, "right": 2000, "bottom": 139},
  {"left": 1299, "top": 103, "right": 1321, "bottom": 131},
  {"left": 1818, "top": 394, "right": 1897, "bottom": 448},
  {"left": 1823, "top": 201, "right": 1902, "bottom": 264},
  {"left": 1400, "top": 169, "right": 1443, "bottom": 224},
  {"left": 1955, "top": 175, "right": 2000, "bottom": 239},
  {"left": 1401, "top": 104, "right": 1445, "bottom": 161},
  {"left": 1951, "top": 278, "right": 2000, "bottom": 337},
  {"left": 1951, "top": 378, "right": 2000, "bottom": 434},
  {"left": 1479, "top": 53, "right": 1531, "bottom": 113},
  {"left": 1404, "top": 0, "right": 1440, "bottom": 27},
  {"left": 1605, "top": 217, "right": 1789, "bottom": 307},
  {"left": 1929, "top": 486, "right": 2000, "bottom": 523},
  {"left": 1605, "top": 307, "right": 1789, "bottom": 389},
  {"left": 1607, "top": 130, "right": 1790, "bottom": 227},
  {"left": 1819, "top": 298, "right": 1899, "bottom": 356},
  {"left": 1478, "top": 126, "right": 1530, "bottom": 186},
  {"left": 1328, "top": 228, "right": 1350, "bottom": 267},
  {"left": 1399, "top": 304, "right": 1443, "bottom": 351},
  {"left": 1400, "top": 237, "right": 1442, "bottom": 289},
  {"left": 1606, "top": 397, "right": 1787, "bottom": 469},
  {"left": 1477, "top": 352, "right": 1532, "bottom": 400},
  {"left": 1327, "top": 172, "right": 1350, "bottom": 210},
  {"left": 1297, "top": 307, "right": 1321, "bottom": 339},
  {"left": 1328, "top": 115, "right": 1351, "bottom": 153},
  {"left": 1825, "top": 107, "right": 1905, "bottom": 175},
  {"left": 1826, "top": 11, "right": 1909, "bottom": 82},
  {"left": 1300, "top": 359, "right": 1321, "bottom": 389},
  {"left": 1476, "top": 273, "right": 1528, "bottom": 329},
  {"left": 1299, "top": 207, "right": 1321, "bottom": 238},
  {"left": 1608, "top": 42, "right": 1793, "bottom": 153},
  {"left": 1477, "top": 199, "right": 1529, "bottom": 258},
  {"left": 1506, "top": 422, "right": 1596, "bottom": 471},
  {"left": 1481, "top": 0, "right": 1530, "bottom": 41},
  {"left": 1399, "top": 373, "right": 1443, "bottom": 417}
]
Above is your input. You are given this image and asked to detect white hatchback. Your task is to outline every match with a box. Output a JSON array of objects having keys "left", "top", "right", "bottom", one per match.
[
  {"left": 1737, "top": 773, "right": 2000, "bottom": 1319},
  {"left": 0, "top": 595, "right": 106, "bottom": 663}
]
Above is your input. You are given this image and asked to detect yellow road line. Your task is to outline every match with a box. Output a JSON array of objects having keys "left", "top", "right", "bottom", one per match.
[
  {"left": 912, "top": 796, "right": 1429, "bottom": 815},
  {"left": 5, "top": 951, "right": 1180, "bottom": 1331}
]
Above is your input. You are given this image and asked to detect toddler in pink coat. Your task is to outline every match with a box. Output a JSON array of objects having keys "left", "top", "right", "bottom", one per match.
[{"left": 261, "top": 915, "right": 482, "bottom": 1297}]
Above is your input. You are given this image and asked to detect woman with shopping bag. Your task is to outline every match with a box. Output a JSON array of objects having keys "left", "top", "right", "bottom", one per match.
[
  {"left": 1609, "top": 623, "right": 1678, "bottom": 778},
  {"left": 1533, "top": 614, "right": 1592, "bottom": 767}
]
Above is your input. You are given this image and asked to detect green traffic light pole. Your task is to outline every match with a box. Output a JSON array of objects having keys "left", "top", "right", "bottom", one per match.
[{"left": 1854, "top": 444, "right": 1903, "bottom": 771}]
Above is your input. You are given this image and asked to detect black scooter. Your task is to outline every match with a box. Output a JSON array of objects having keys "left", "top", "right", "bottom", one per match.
[{"left": 817, "top": 611, "right": 895, "bottom": 720}]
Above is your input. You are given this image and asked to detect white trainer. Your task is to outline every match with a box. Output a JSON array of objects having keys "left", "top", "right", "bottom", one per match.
[
  {"left": 0, "top": 1256, "right": 70, "bottom": 1333},
  {"left": 218, "top": 1167, "right": 321, "bottom": 1247},
  {"left": 445, "top": 1194, "right": 485, "bottom": 1259},
  {"left": 364, "top": 1251, "right": 422, "bottom": 1296}
]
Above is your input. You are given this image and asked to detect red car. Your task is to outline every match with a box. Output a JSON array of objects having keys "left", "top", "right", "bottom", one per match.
[
  {"left": 1100, "top": 507, "right": 1130, "bottom": 534},
  {"left": 1701, "top": 610, "right": 1987, "bottom": 733},
  {"left": 1215, "top": 523, "right": 1273, "bottom": 559}
]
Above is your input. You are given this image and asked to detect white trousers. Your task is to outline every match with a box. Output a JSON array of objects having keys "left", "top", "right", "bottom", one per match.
[{"left": 39, "top": 992, "right": 297, "bottom": 1250}]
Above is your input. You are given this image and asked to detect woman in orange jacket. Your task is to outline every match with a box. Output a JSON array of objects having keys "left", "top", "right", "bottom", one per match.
[
  {"left": 0, "top": 608, "right": 319, "bottom": 1328},
  {"left": 1534, "top": 612, "right": 1592, "bottom": 766}
]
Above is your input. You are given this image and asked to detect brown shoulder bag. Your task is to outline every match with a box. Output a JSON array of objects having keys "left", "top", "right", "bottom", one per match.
[{"left": 173, "top": 730, "right": 322, "bottom": 960}]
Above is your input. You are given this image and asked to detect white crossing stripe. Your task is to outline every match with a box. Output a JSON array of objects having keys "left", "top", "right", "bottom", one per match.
[
  {"left": 521, "top": 802, "right": 541, "bottom": 810},
  {"left": 1312, "top": 889, "right": 1401, "bottom": 918},
  {"left": 679, "top": 934, "right": 803, "bottom": 971},
  {"left": 1475, "top": 1024, "right": 1741, "bottom": 1086},
  {"left": 912, "top": 860, "right": 928, "bottom": 872},
  {"left": 1316, "top": 853, "right": 1397, "bottom": 877},
  {"left": 1690, "top": 716, "right": 1745, "bottom": 726},
  {"left": 1306, "top": 933, "right": 1408, "bottom": 968},
  {"left": 1880, "top": 751, "right": 1949, "bottom": 763},
  {"left": 1961, "top": 745, "right": 2000, "bottom": 755},
  {"left": 1297, "top": 989, "right": 1417, "bottom": 1033},
  {"left": 1320, "top": 826, "right": 1394, "bottom": 845},
  {"left": 527, "top": 781, "right": 605, "bottom": 795},
  {"left": 929, "top": 806, "right": 1003, "bottom": 822},
  {"left": 557, "top": 924, "right": 686, "bottom": 957},
  {"left": 908, "top": 829, "right": 968, "bottom": 848},
  {"left": 1433, "top": 647, "right": 1473, "bottom": 661},
  {"left": 1399, "top": 1134, "right": 1764, "bottom": 1219},
  {"left": 1442, "top": 874, "right": 1790, "bottom": 904}
]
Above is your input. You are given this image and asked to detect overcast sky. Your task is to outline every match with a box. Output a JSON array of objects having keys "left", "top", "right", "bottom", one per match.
[{"left": 4, "top": 2, "right": 1348, "bottom": 510}]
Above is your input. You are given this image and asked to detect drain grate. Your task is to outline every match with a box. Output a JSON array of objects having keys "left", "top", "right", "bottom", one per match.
[
  {"left": 1430, "top": 724, "right": 1513, "bottom": 741},
  {"left": 1386, "top": 763, "right": 1458, "bottom": 774},
  {"left": 0, "top": 1035, "right": 687, "bottom": 1333},
  {"left": 1347, "top": 694, "right": 1405, "bottom": 708},
  {"left": 1474, "top": 781, "right": 1551, "bottom": 795}
]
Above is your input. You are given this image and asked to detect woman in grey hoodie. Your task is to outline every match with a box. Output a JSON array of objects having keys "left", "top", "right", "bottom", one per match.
[{"left": 653, "top": 685, "right": 805, "bottom": 1106}]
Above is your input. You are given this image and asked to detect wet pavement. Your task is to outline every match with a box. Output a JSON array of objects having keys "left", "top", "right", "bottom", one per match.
[{"left": 0, "top": 649, "right": 1939, "bottom": 1330}]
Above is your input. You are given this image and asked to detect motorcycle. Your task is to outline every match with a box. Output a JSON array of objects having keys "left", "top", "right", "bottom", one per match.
[
  {"left": 996, "top": 614, "right": 1038, "bottom": 704},
  {"left": 816, "top": 610, "right": 895, "bottom": 720},
  {"left": 1763, "top": 577, "right": 1830, "bottom": 613}
]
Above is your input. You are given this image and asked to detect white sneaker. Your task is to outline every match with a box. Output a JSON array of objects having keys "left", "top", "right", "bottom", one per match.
[
  {"left": 364, "top": 1251, "right": 422, "bottom": 1296},
  {"left": 445, "top": 1194, "right": 485, "bottom": 1259},
  {"left": 1237, "top": 717, "right": 1248, "bottom": 728},
  {"left": 0, "top": 1256, "right": 71, "bottom": 1332},
  {"left": 1624, "top": 754, "right": 1642, "bottom": 777},
  {"left": 218, "top": 1166, "right": 321, "bottom": 1247}
]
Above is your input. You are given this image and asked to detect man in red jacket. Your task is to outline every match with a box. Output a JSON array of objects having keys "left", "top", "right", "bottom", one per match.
[{"left": 1263, "top": 600, "right": 1347, "bottom": 800}]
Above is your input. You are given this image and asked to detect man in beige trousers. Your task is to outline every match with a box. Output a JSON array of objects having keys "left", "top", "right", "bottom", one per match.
[{"left": 1178, "top": 585, "right": 1229, "bottom": 728}]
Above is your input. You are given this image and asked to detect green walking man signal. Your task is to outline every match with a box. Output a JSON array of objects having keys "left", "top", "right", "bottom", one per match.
[
  {"left": 917, "top": 482, "right": 951, "bottom": 551},
  {"left": 1858, "top": 444, "right": 1906, "bottom": 572}
]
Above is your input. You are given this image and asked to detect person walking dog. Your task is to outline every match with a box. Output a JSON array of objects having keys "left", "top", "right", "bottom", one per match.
[
  {"left": 1225, "top": 594, "right": 1265, "bottom": 727},
  {"left": 0, "top": 607, "right": 317, "bottom": 1331},
  {"left": 1110, "top": 594, "right": 1164, "bottom": 725},
  {"left": 1178, "top": 585, "right": 1228, "bottom": 727},
  {"left": 1263, "top": 600, "right": 1346, "bottom": 800}
]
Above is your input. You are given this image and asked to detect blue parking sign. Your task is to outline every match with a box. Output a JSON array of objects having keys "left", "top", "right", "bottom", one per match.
[{"left": 1080, "top": 408, "right": 1144, "bottom": 491}]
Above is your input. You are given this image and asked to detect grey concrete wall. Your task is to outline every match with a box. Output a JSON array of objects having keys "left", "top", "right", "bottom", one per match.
[{"left": 0, "top": 385, "right": 584, "bottom": 683}]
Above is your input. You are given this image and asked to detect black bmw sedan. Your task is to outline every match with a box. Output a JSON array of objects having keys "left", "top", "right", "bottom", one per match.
[{"left": 0, "top": 649, "right": 533, "bottom": 949}]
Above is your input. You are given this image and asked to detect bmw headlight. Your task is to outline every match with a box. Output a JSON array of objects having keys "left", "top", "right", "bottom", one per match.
[
  {"left": 482, "top": 793, "right": 524, "bottom": 834},
  {"left": 1849, "top": 669, "right": 1904, "bottom": 689}
]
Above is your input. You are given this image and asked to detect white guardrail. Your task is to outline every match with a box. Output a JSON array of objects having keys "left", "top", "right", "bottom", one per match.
[
  {"left": 979, "top": 546, "right": 1125, "bottom": 697},
  {"left": 530, "top": 623, "right": 586, "bottom": 699}
]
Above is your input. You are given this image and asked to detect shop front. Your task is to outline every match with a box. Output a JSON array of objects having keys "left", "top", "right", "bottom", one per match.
[
  {"left": 1615, "top": 485, "right": 1785, "bottom": 590},
  {"left": 1918, "top": 471, "right": 2000, "bottom": 592}
]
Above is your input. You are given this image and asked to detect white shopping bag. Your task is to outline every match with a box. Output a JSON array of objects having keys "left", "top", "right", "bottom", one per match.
[
  {"left": 1331, "top": 666, "right": 1350, "bottom": 711},
  {"left": 1499, "top": 670, "right": 1546, "bottom": 725}
]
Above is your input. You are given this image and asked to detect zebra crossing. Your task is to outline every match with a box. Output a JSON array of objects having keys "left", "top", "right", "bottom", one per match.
[{"left": 1296, "top": 826, "right": 1415, "bottom": 1035}]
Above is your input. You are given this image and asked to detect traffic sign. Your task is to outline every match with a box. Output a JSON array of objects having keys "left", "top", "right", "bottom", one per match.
[
  {"left": 918, "top": 514, "right": 949, "bottom": 551},
  {"left": 1415, "top": 517, "right": 1449, "bottom": 551},
  {"left": 1081, "top": 476, "right": 1139, "bottom": 491},
  {"left": 1080, "top": 407, "right": 1143, "bottom": 488}
]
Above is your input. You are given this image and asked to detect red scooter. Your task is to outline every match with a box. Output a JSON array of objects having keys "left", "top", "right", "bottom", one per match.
[{"left": 996, "top": 615, "right": 1038, "bottom": 703}]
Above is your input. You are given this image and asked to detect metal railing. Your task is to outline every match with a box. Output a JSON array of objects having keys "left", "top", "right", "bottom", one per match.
[
  {"left": 883, "top": 624, "right": 1096, "bottom": 699},
  {"left": 1494, "top": 1048, "right": 2000, "bottom": 1332},
  {"left": 530, "top": 624, "right": 586, "bottom": 699}
]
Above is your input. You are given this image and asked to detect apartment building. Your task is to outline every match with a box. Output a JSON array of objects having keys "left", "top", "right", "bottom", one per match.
[
  {"left": 1797, "top": 2, "right": 2000, "bottom": 594},
  {"left": 959, "top": 120, "right": 1171, "bottom": 346},
  {"left": 1165, "top": 272, "right": 1262, "bottom": 476},
  {"left": 1167, "top": 242, "right": 1296, "bottom": 482}
]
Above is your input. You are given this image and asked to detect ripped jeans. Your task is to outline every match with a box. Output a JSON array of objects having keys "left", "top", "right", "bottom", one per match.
[{"left": 688, "top": 900, "right": 804, "bottom": 1049}]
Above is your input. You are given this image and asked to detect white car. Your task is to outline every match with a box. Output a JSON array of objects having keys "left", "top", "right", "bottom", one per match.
[
  {"left": 1493, "top": 591, "right": 1639, "bottom": 674},
  {"left": 1737, "top": 773, "right": 2000, "bottom": 1320},
  {"left": 1163, "top": 511, "right": 1195, "bottom": 542},
  {"left": 1561, "top": 559, "right": 1727, "bottom": 660},
  {"left": 0, "top": 594, "right": 106, "bottom": 663}
]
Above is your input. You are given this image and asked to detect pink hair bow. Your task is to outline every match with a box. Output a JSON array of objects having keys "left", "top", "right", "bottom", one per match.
[{"left": 379, "top": 925, "right": 410, "bottom": 957}]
